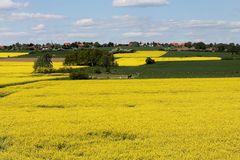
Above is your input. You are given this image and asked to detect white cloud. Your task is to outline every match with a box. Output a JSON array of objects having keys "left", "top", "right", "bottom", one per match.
[
  {"left": 123, "top": 31, "right": 162, "bottom": 38},
  {"left": 112, "top": 15, "right": 134, "bottom": 21},
  {"left": 32, "top": 24, "right": 46, "bottom": 32},
  {"left": 185, "top": 32, "right": 195, "bottom": 36},
  {"left": 183, "top": 20, "right": 226, "bottom": 28},
  {"left": 230, "top": 29, "right": 240, "bottom": 33},
  {"left": 0, "top": 31, "right": 29, "bottom": 37},
  {"left": 155, "top": 19, "right": 240, "bottom": 32},
  {"left": 113, "top": 0, "right": 169, "bottom": 7},
  {"left": 74, "top": 18, "right": 96, "bottom": 27},
  {"left": 0, "top": 0, "right": 29, "bottom": 9},
  {"left": 67, "top": 33, "right": 98, "bottom": 38},
  {"left": 10, "top": 12, "right": 66, "bottom": 20}
]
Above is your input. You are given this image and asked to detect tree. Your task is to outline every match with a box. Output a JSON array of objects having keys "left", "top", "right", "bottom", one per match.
[
  {"left": 94, "top": 42, "right": 101, "bottom": 48},
  {"left": 209, "top": 43, "right": 214, "bottom": 48},
  {"left": 33, "top": 53, "right": 53, "bottom": 72},
  {"left": 216, "top": 43, "right": 226, "bottom": 52},
  {"left": 108, "top": 42, "right": 114, "bottom": 47},
  {"left": 100, "top": 53, "right": 114, "bottom": 72},
  {"left": 185, "top": 42, "right": 192, "bottom": 48},
  {"left": 64, "top": 49, "right": 115, "bottom": 70},
  {"left": 129, "top": 41, "right": 140, "bottom": 47},
  {"left": 193, "top": 42, "right": 206, "bottom": 50},
  {"left": 236, "top": 44, "right": 240, "bottom": 55},
  {"left": 145, "top": 57, "right": 155, "bottom": 64},
  {"left": 228, "top": 43, "right": 238, "bottom": 55}
]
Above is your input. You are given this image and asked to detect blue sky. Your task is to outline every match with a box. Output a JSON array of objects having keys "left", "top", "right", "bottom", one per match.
[{"left": 0, "top": 0, "right": 240, "bottom": 44}]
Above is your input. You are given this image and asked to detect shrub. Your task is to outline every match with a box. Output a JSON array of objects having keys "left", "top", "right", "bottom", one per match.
[
  {"left": 56, "top": 67, "right": 74, "bottom": 73},
  {"left": 69, "top": 72, "right": 89, "bottom": 80},
  {"left": 106, "top": 67, "right": 111, "bottom": 73},
  {"left": 34, "top": 68, "right": 56, "bottom": 74},
  {"left": 94, "top": 68, "right": 102, "bottom": 74},
  {"left": 146, "top": 57, "right": 155, "bottom": 64},
  {"left": 222, "top": 57, "right": 233, "bottom": 60}
]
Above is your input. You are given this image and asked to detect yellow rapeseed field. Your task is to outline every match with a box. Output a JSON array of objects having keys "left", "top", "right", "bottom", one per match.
[
  {"left": 116, "top": 58, "right": 147, "bottom": 66},
  {"left": 0, "top": 78, "right": 240, "bottom": 159},
  {"left": 115, "top": 51, "right": 166, "bottom": 58},
  {"left": 0, "top": 62, "right": 70, "bottom": 86},
  {"left": 115, "top": 51, "right": 165, "bottom": 66},
  {"left": 116, "top": 57, "right": 221, "bottom": 66},
  {"left": 115, "top": 51, "right": 221, "bottom": 66},
  {"left": 0, "top": 54, "right": 239, "bottom": 159},
  {"left": 0, "top": 52, "right": 29, "bottom": 58}
]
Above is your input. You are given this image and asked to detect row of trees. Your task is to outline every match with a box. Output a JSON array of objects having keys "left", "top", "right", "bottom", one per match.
[
  {"left": 0, "top": 42, "right": 116, "bottom": 51},
  {"left": 64, "top": 49, "right": 115, "bottom": 71},
  {"left": 184, "top": 42, "right": 240, "bottom": 54},
  {"left": 2, "top": 41, "right": 240, "bottom": 53},
  {"left": 34, "top": 49, "right": 115, "bottom": 75}
]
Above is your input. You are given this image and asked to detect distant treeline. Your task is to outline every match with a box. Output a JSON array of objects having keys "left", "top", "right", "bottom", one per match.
[{"left": 1, "top": 41, "right": 240, "bottom": 54}]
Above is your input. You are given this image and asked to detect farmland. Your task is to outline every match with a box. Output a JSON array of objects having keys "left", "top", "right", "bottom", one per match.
[
  {"left": 0, "top": 52, "right": 29, "bottom": 58},
  {"left": 1, "top": 0, "right": 240, "bottom": 159},
  {"left": 1, "top": 78, "right": 240, "bottom": 159},
  {"left": 0, "top": 62, "right": 67, "bottom": 87},
  {"left": 115, "top": 51, "right": 222, "bottom": 67},
  {"left": 0, "top": 51, "right": 240, "bottom": 159},
  {"left": 113, "top": 51, "right": 240, "bottom": 78}
]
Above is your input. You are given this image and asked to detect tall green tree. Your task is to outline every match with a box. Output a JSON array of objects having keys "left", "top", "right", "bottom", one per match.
[{"left": 33, "top": 53, "right": 53, "bottom": 72}]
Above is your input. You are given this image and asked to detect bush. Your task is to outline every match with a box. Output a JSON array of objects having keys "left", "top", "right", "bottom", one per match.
[
  {"left": 222, "top": 57, "right": 233, "bottom": 60},
  {"left": 106, "top": 67, "right": 111, "bottom": 73},
  {"left": 34, "top": 68, "right": 56, "bottom": 74},
  {"left": 146, "top": 57, "right": 155, "bottom": 64},
  {"left": 69, "top": 72, "right": 89, "bottom": 80},
  {"left": 94, "top": 68, "right": 102, "bottom": 74},
  {"left": 56, "top": 67, "right": 74, "bottom": 73}
]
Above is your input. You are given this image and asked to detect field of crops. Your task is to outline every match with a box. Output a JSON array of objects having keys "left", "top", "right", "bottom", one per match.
[
  {"left": 0, "top": 62, "right": 71, "bottom": 86},
  {"left": 0, "top": 51, "right": 240, "bottom": 159},
  {"left": 0, "top": 52, "right": 29, "bottom": 58},
  {"left": 1, "top": 78, "right": 240, "bottom": 159},
  {"left": 115, "top": 51, "right": 221, "bottom": 66},
  {"left": 163, "top": 51, "right": 239, "bottom": 58}
]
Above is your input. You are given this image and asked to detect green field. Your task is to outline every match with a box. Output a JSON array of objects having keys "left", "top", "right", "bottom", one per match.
[
  {"left": 112, "top": 60, "right": 240, "bottom": 78},
  {"left": 163, "top": 51, "right": 239, "bottom": 58}
]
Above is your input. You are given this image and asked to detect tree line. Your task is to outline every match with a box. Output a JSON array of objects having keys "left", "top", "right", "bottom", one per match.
[
  {"left": 1, "top": 42, "right": 240, "bottom": 54},
  {"left": 34, "top": 49, "right": 115, "bottom": 74}
]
